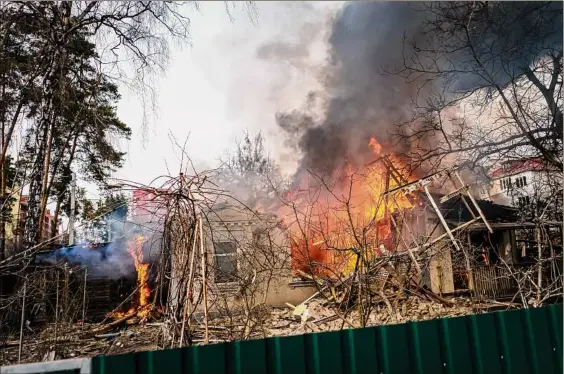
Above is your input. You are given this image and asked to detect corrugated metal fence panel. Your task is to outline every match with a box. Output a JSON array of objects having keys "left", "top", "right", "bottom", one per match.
[{"left": 88, "top": 304, "right": 561, "bottom": 374}]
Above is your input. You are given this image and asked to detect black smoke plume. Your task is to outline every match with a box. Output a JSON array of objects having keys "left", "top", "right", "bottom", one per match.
[
  {"left": 275, "top": 2, "right": 430, "bottom": 181},
  {"left": 275, "top": 1, "right": 563, "bottom": 183}
]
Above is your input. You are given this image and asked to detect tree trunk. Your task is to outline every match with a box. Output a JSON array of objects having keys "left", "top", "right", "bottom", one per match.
[
  {"left": 25, "top": 124, "right": 47, "bottom": 247},
  {"left": 0, "top": 106, "right": 5, "bottom": 261},
  {"left": 0, "top": 71, "right": 5, "bottom": 261},
  {"left": 51, "top": 133, "right": 79, "bottom": 240},
  {"left": 37, "top": 45, "right": 70, "bottom": 243},
  {"left": 35, "top": 112, "right": 55, "bottom": 244},
  {"left": 44, "top": 128, "right": 78, "bottom": 201},
  {"left": 51, "top": 198, "right": 62, "bottom": 240}
]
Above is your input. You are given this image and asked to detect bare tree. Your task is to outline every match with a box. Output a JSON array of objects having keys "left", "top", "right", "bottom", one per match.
[
  {"left": 218, "top": 130, "right": 288, "bottom": 211},
  {"left": 393, "top": 2, "right": 562, "bottom": 174}
]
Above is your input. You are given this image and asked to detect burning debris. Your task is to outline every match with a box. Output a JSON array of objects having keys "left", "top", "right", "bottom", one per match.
[{"left": 281, "top": 137, "right": 420, "bottom": 281}]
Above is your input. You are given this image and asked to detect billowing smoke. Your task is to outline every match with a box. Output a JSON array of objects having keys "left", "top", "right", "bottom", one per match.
[
  {"left": 35, "top": 240, "right": 136, "bottom": 279},
  {"left": 35, "top": 204, "right": 165, "bottom": 280},
  {"left": 274, "top": 1, "right": 563, "bottom": 182},
  {"left": 275, "top": 2, "right": 430, "bottom": 180},
  {"left": 450, "top": 1, "right": 563, "bottom": 92}
]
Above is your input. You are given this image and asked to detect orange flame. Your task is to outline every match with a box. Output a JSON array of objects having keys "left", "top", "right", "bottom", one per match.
[
  {"left": 124, "top": 234, "right": 151, "bottom": 318},
  {"left": 283, "top": 137, "right": 413, "bottom": 277}
]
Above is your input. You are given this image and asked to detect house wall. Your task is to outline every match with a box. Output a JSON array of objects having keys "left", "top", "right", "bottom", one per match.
[
  {"left": 168, "top": 205, "right": 316, "bottom": 317},
  {"left": 479, "top": 170, "right": 557, "bottom": 207},
  {"left": 203, "top": 206, "right": 316, "bottom": 308},
  {"left": 395, "top": 206, "right": 455, "bottom": 294}
]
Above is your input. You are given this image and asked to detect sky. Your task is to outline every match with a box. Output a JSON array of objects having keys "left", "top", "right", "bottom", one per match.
[{"left": 105, "top": 1, "right": 344, "bottom": 195}]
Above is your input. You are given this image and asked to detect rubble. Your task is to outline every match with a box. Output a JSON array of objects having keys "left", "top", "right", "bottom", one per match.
[
  {"left": 264, "top": 294, "right": 475, "bottom": 337},
  {"left": 0, "top": 290, "right": 481, "bottom": 366}
]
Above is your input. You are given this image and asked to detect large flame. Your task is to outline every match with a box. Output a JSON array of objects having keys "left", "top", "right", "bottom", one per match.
[
  {"left": 282, "top": 138, "right": 413, "bottom": 278},
  {"left": 115, "top": 234, "right": 151, "bottom": 319}
]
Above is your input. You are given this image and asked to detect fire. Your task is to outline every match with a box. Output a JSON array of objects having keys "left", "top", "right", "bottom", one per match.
[
  {"left": 283, "top": 137, "right": 413, "bottom": 277},
  {"left": 123, "top": 234, "right": 151, "bottom": 318}
]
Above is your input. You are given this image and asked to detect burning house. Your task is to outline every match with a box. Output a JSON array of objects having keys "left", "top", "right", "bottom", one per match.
[
  {"left": 391, "top": 188, "right": 521, "bottom": 295},
  {"left": 279, "top": 141, "right": 562, "bottom": 304}
]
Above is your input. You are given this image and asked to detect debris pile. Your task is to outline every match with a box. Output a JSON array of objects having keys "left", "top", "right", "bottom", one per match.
[
  {"left": 266, "top": 295, "right": 475, "bottom": 337},
  {"left": 1, "top": 293, "right": 478, "bottom": 365}
]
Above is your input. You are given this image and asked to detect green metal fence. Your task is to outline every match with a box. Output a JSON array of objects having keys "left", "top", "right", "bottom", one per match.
[{"left": 90, "top": 304, "right": 562, "bottom": 374}]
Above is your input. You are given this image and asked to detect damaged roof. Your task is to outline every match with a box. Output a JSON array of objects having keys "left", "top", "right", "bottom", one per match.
[{"left": 425, "top": 192, "right": 520, "bottom": 224}]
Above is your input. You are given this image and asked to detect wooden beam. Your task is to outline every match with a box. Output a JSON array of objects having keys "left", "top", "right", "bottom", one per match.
[
  {"left": 404, "top": 217, "right": 481, "bottom": 254},
  {"left": 445, "top": 173, "right": 477, "bottom": 219},
  {"left": 423, "top": 185, "right": 462, "bottom": 252},
  {"left": 454, "top": 171, "right": 493, "bottom": 233},
  {"left": 439, "top": 185, "right": 470, "bottom": 203},
  {"left": 199, "top": 216, "right": 209, "bottom": 345}
]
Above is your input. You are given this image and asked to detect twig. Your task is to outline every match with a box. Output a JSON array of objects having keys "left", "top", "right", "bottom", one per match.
[
  {"left": 410, "top": 279, "right": 455, "bottom": 306},
  {"left": 18, "top": 279, "right": 27, "bottom": 363},
  {"left": 199, "top": 215, "right": 209, "bottom": 344},
  {"left": 54, "top": 271, "right": 59, "bottom": 353},
  {"left": 81, "top": 269, "right": 87, "bottom": 330}
]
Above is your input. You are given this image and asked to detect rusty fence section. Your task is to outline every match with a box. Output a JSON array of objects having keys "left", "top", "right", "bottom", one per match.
[{"left": 473, "top": 265, "right": 518, "bottom": 299}]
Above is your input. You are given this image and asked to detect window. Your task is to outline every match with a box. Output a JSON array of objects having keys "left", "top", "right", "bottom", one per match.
[
  {"left": 213, "top": 241, "right": 237, "bottom": 283},
  {"left": 501, "top": 178, "right": 512, "bottom": 191},
  {"left": 515, "top": 176, "right": 527, "bottom": 188},
  {"left": 518, "top": 195, "right": 531, "bottom": 206}
]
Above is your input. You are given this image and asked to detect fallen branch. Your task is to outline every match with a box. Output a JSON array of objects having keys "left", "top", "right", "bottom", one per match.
[
  {"left": 409, "top": 279, "right": 455, "bottom": 306},
  {"left": 81, "top": 311, "right": 137, "bottom": 338}
]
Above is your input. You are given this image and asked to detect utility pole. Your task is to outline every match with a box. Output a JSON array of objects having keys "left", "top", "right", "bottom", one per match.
[{"left": 68, "top": 172, "right": 76, "bottom": 245}]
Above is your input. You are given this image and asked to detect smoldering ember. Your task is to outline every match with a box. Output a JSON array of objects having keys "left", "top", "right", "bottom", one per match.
[{"left": 0, "top": 1, "right": 562, "bottom": 368}]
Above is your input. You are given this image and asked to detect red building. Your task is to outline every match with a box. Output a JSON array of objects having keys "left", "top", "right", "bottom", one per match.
[
  {"left": 131, "top": 188, "right": 170, "bottom": 225},
  {"left": 15, "top": 196, "right": 59, "bottom": 247}
]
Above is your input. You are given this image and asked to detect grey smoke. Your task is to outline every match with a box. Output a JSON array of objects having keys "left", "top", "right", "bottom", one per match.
[
  {"left": 35, "top": 219, "right": 163, "bottom": 280},
  {"left": 35, "top": 240, "right": 136, "bottom": 280},
  {"left": 450, "top": 1, "right": 563, "bottom": 92},
  {"left": 275, "top": 2, "right": 430, "bottom": 180},
  {"left": 274, "top": 1, "right": 563, "bottom": 182}
]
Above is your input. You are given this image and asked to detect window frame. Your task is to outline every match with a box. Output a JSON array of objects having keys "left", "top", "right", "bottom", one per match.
[{"left": 212, "top": 240, "right": 238, "bottom": 284}]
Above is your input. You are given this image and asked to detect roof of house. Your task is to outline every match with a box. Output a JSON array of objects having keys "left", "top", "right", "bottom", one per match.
[
  {"left": 421, "top": 191, "right": 520, "bottom": 224},
  {"left": 489, "top": 157, "right": 549, "bottom": 178}
]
